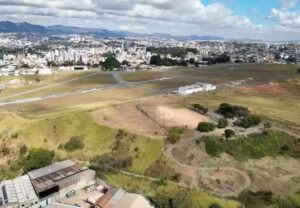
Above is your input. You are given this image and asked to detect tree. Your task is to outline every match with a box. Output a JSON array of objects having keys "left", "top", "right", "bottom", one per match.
[
  {"left": 167, "top": 127, "right": 184, "bottom": 144},
  {"left": 103, "top": 55, "right": 120, "bottom": 70},
  {"left": 238, "top": 115, "right": 261, "bottom": 129},
  {"left": 64, "top": 136, "right": 85, "bottom": 152},
  {"left": 217, "top": 118, "right": 228, "bottom": 128},
  {"left": 217, "top": 103, "right": 250, "bottom": 118},
  {"left": 215, "top": 53, "right": 231, "bottom": 63},
  {"left": 192, "top": 104, "right": 208, "bottom": 114},
  {"left": 23, "top": 148, "right": 55, "bottom": 172},
  {"left": 150, "top": 55, "right": 163, "bottom": 66},
  {"left": 197, "top": 122, "right": 216, "bottom": 132},
  {"left": 189, "top": 58, "right": 195, "bottom": 64},
  {"left": 224, "top": 129, "right": 235, "bottom": 139},
  {"left": 121, "top": 60, "right": 130, "bottom": 66},
  {"left": 209, "top": 203, "right": 223, "bottom": 208}
]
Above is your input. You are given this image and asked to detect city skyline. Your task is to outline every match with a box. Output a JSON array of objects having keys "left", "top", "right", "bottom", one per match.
[{"left": 0, "top": 0, "right": 299, "bottom": 41}]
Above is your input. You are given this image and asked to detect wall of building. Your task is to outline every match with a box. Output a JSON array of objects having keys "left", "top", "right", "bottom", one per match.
[{"left": 56, "top": 169, "right": 96, "bottom": 199}]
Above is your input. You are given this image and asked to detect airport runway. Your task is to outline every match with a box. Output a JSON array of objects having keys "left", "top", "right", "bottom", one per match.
[{"left": 0, "top": 73, "right": 184, "bottom": 107}]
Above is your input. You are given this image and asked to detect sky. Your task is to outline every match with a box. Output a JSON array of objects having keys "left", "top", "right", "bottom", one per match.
[{"left": 0, "top": 0, "right": 299, "bottom": 41}]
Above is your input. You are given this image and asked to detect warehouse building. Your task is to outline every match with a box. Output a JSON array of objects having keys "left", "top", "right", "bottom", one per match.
[
  {"left": 0, "top": 180, "right": 18, "bottom": 208},
  {"left": 0, "top": 175, "right": 39, "bottom": 208},
  {"left": 28, "top": 160, "right": 96, "bottom": 207}
]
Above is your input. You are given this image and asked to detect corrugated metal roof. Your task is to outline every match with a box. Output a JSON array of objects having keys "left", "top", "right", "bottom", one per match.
[
  {"left": 28, "top": 160, "right": 76, "bottom": 180},
  {"left": 0, "top": 180, "right": 18, "bottom": 205},
  {"left": 13, "top": 175, "right": 38, "bottom": 203},
  {"left": 28, "top": 160, "right": 86, "bottom": 194}
]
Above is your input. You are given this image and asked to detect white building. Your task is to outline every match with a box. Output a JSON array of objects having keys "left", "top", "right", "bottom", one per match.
[
  {"left": 13, "top": 176, "right": 39, "bottom": 208},
  {"left": 0, "top": 65, "right": 19, "bottom": 77},
  {"left": 178, "top": 82, "right": 216, "bottom": 95},
  {"left": 33, "top": 65, "right": 53, "bottom": 75},
  {"left": 0, "top": 175, "right": 39, "bottom": 208},
  {"left": 0, "top": 180, "right": 18, "bottom": 208}
]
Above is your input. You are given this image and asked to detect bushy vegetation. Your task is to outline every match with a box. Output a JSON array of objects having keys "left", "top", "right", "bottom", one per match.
[
  {"left": 217, "top": 118, "right": 228, "bottom": 128},
  {"left": 216, "top": 103, "right": 250, "bottom": 118},
  {"left": 216, "top": 103, "right": 261, "bottom": 128},
  {"left": 236, "top": 115, "right": 262, "bottom": 129},
  {"left": 64, "top": 136, "right": 85, "bottom": 152},
  {"left": 167, "top": 127, "right": 184, "bottom": 144},
  {"left": 224, "top": 129, "right": 235, "bottom": 139},
  {"left": 192, "top": 104, "right": 208, "bottom": 115},
  {"left": 23, "top": 148, "right": 55, "bottom": 172},
  {"left": 150, "top": 55, "right": 188, "bottom": 66},
  {"left": 146, "top": 47, "right": 197, "bottom": 58},
  {"left": 239, "top": 191, "right": 300, "bottom": 208},
  {"left": 103, "top": 54, "right": 120, "bottom": 70},
  {"left": 197, "top": 122, "right": 216, "bottom": 132},
  {"left": 202, "top": 53, "right": 231, "bottom": 65},
  {"left": 202, "top": 131, "right": 300, "bottom": 161}
]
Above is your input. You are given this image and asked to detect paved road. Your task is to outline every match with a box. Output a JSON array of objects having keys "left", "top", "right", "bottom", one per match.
[
  {"left": 0, "top": 71, "right": 101, "bottom": 101},
  {"left": 0, "top": 73, "right": 185, "bottom": 107},
  {"left": 111, "top": 71, "right": 128, "bottom": 85}
]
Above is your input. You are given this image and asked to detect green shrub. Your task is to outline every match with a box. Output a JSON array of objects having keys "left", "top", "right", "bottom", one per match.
[
  {"left": 217, "top": 118, "right": 228, "bottom": 128},
  {"left": 197, "top": 122, "right": 216, "bottom": 132},
  {"left": 224, "top": 129, "right": 235, "bottom": 139},
  {"left": 64, "top": 136, "right": 85, "bottom": 152},
  {"left": 217, "top": 103, "right": 250, "bottom": 118},
  {"left": 167, "top": 127, "right": 184, "bottom": 144},
  {"left": 23, "top": 148, "right": 55, "bottom": 172},
  {"left": 192, "top": 104, "right": 208, "bottom": 114},
  {"left": 209, "top": 203, "right": 223, "bottom": 208},
  {"left": 238, "top": 115, "right": 261, "bottom": 128},
  {"left": 203, "top": 131, "right": 300, "bottom": 161},
  {"left": 1, "top": 147, "right": 10, "bottom": 156}
]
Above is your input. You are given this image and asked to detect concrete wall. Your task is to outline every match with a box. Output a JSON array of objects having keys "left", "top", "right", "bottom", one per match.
[{"left": 56, "top": 169, "right": 96, "bottom": 199}]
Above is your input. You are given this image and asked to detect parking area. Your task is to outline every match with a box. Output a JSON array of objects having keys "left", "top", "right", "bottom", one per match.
[{"left": 60, "top": 189, "right": 104, "bottom": 208}]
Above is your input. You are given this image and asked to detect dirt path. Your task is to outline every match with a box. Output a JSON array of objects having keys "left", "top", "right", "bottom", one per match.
[{"left": 164, "top": 136, "right": 251, "bottom": 197}]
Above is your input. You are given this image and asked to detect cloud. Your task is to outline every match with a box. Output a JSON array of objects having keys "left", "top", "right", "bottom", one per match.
[
  {"left": 0, "top": 0, "right": 296, "bottom": 40},
  {"left": 269, "top": 8, "right": 300, "bottom": 30},
  {"left": 281, "top": 0, "right": 297, "bottom": 11}
]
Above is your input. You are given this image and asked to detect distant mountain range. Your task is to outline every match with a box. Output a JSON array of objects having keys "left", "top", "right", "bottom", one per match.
[{"left": 0, "top": 21, "right": 223, "bottom": 41}]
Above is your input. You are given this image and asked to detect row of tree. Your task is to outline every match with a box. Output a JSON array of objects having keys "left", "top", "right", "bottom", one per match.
[
  {"left": 146, "top": 47, "right": 197, "bottom": 58},
  {"left": 150, "top": 55, "right": 188, "bottom": 66}
]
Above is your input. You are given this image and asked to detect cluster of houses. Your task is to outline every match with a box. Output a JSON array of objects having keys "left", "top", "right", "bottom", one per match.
[
  {"left": 0, "top": 64, "right": 92, "bottom": 77},
  {"left": 178, "top": 82, "right": 217, "bottom": 95},
  {"left": 0, "top": 65, "right": 53, "bottom": 77},
  {"left": 0, "top": 160, "right": 153, "bottom": 208}
]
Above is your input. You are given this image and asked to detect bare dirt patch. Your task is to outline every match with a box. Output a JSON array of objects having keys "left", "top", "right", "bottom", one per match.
[
  {"left": 243, "top": 157, "right": 300, "bottom": 196},
  {"left": 240, "top": 82, "right": 285, "bottom": 95},
  {"left": 153, "top": 106, "right": 214, "bottom": 129},
  {"left": 92, "top": 103, "right": 166, "bottom": 138},
  {"left": 199, "top": 168, "right": 249, "bottom": 197}
]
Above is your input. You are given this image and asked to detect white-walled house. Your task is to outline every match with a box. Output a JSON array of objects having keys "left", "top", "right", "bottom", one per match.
[{"left": 178, "top": 82, "right": 217, "bottom": 95}]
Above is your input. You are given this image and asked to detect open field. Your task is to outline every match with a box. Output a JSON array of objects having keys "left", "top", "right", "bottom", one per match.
[{"left": 0, "top": 111, "right": 163, "bottom": 177}]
